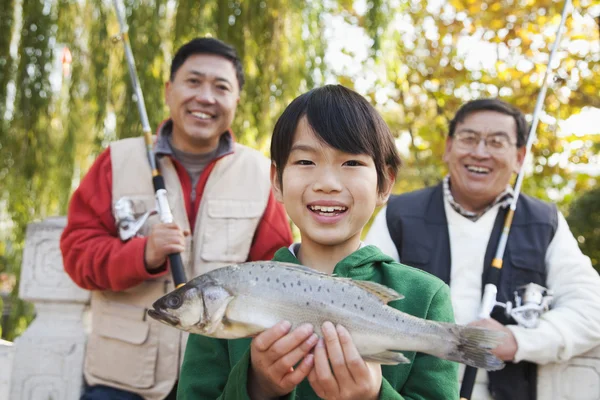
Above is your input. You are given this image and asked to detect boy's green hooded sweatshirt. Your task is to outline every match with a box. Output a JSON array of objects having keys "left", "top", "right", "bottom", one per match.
[{"left": 178, "top": 245, "right": 459, "bottom": 400}]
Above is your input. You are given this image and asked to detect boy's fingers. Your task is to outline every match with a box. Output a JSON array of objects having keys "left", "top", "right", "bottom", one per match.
[
  {"left": 337, "top": 324, "right": 366, "bottom": 381},
  {"left": 268, "top": 323, "right": 314, "bottom": 357},
  {"left": 274, "top": 333, "right": 318, "bottom": 373},
  {"left": 322, "top": 321, "right": 351, "bottom": 383},
  {"left": 253, "top": 321, "right": 292, "bottom": 352},
  {"left": 313, "top": 337, "right": 338, "bottom": 393},
  {"left": 281, "top": 353, "right": 314, "bottom": 388},
  {"left": 307, "top": 367, "right": 326, "bottom": 398}
]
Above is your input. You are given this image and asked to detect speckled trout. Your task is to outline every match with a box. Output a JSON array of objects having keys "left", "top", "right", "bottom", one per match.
[{"left": 148, "top": 261, "right": 504, "bottom": 370}]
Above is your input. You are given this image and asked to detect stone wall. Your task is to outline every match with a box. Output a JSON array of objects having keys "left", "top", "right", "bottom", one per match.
[{"left": 0, "top": 339, "right": 14, "bottom": 400}]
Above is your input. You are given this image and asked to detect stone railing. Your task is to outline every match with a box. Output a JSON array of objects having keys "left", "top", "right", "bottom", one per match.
[
  {"left": 1, "top": 217, "right": 599, "bottom": 399},
  {"left": 8, "top": 217, "right": 89, "bottom": 400},
  {"left": 0, "top": 339, "right": 14, "bottom": 399}
]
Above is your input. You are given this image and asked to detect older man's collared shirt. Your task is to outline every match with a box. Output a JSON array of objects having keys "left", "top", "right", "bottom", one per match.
[{"left": 443, "top": 175, "right": 513, "bottom": 222}]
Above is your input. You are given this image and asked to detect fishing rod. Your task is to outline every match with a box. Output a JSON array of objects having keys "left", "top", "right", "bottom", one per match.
[
  {"left": 459, "top": 0, "right": 572, "bottom": 398},
  {"left": 111, "top": 0, "right": 187, "bottom": 288}
]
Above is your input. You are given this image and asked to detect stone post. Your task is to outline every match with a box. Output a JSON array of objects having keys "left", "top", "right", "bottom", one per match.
[
  {"left": 9, "top": 217, "right": 90, "bottom": 400},
  {"left": 0, "top": 339, "right": 14, "bottom": 400}
]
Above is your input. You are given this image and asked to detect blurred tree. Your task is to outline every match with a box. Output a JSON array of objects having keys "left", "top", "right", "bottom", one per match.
[
  {"left": 0, "top": 0, "right": 57, "bottom": 340},
  {"left": 353, "top": 0, "right": 600, "bottom": 207},
  {"left": 566, "top": 185, "right": 600, "bottom": 273},
  {"left": 0, "top": 0, "right": 327, "bottom": 339},
  {"left": 0, "top": 0, "right": 15, "bottom": 132}
]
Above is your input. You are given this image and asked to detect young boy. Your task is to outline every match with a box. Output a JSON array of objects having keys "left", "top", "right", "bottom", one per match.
[{"left": 177, "top": 85, "right": 459, "bottom": 399}]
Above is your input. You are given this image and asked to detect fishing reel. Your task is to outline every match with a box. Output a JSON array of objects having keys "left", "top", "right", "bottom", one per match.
[
  {"left": 114, "top": 197, "right": 156, "bottom": 241},
  {"left": 496, "top": 283, "right": 554, "bottom": 329}
]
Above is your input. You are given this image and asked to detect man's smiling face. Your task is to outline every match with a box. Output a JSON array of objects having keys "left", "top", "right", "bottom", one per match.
[
  {"left": 165, "top": 53, "right": 239, "bottom": 154},
  {"left": 443, "top": 110, "right": 526, "bottom": 212}
]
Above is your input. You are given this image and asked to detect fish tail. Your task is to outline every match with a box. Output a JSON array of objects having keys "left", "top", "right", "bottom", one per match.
[{"left": 444, "top": 324, "right": 505, "bottom": 371}]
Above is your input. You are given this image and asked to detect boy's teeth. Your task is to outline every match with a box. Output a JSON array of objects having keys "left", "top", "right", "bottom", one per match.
[
  {"left": 467, "top": 166, "right": 490, "bottom": 174},
  {"left": 309, "top": 205, "right": 347, "bottom": 212},
  {"left": 191, "top": 111, "right": 212, "bottom": 119}
]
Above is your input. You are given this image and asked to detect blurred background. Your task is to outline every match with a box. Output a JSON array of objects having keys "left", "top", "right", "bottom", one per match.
[{"left": 0, "top": 0, "right": 598, "bottom": 341}]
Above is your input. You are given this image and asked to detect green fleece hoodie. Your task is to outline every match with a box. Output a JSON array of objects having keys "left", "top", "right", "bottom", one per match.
[{"left": 177, "top": 245, "right": 459, "bottom": 400}]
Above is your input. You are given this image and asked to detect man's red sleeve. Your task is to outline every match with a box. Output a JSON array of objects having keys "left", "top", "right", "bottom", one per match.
[
  {"left": 60, "top": 148, "right": 167, "bottom": 291},
  {"left": 247, "top": 190, "right": 293, "bottom": 262}
]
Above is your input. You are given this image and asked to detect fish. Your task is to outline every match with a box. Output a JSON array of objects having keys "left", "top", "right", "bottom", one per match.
[{"left": 148, "top": 261, "right": 505, "bottom": 371}]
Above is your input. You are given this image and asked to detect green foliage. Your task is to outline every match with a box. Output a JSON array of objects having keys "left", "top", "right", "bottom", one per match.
[
  {"left": 0, "top": 0, "right": 328, "bottom": 340},
  {"left": 0, "top": 0, "right": 15, "bottom": 130},
  {"left": 355, "top": 0, "right": 600, "bottom": 199},
  {"left": 566, "top": 185, "right": 600, "bottom": 273}
]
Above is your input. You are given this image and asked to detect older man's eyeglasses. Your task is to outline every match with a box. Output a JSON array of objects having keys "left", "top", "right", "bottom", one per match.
[{"left": 453, "top": 131, "right": 516, "bottom": 155}]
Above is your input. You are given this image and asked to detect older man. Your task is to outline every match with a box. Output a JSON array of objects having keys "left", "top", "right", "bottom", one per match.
[
  {"left": 61, "top": 38, "right": 293, "bottom": 400},
  {"left": 365, "top": 98, "right": 600, "bottom": 400}
]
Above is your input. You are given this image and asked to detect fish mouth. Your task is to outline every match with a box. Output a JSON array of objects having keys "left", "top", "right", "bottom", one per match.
[{"left": 147, "top": 308, "right": 180, "bottom": 326}]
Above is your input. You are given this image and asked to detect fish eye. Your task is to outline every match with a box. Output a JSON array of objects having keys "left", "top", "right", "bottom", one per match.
[{"left": 166, "top": 295, "right": 182, "bottom": 309}]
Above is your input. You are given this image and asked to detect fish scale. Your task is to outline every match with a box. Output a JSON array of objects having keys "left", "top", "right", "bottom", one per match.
[{"left": 148, "top": 261, "right": 506, "bottom": 370}]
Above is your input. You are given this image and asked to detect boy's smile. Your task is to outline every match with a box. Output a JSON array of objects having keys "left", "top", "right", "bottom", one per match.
[
  {"left": 307, "top": 201, "right": 348, "bottom": 224},
  {"left": 272, "top": 117, "right": 389, "bottom": 261}
]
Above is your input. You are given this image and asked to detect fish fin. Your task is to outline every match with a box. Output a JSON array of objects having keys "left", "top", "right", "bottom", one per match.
[
  {"left": 363, "top": 351, "right": 411, "bottom": 365},
  {"left": 351, "top": 280, "right": 404, "bottom": 304},
  {"left": 277, "top": 262, "right": 330, "bottom": 275},
  {"left": 222, "top": 296, "right": 275, "bottom": 337},
  {"left": 219, "top": 319, "right": 266, "bottom": 339},
  {"left": 442, "top": 324, "right": 506, "bottom": 371},
  {"left": 201, "top": 286, "right": 235, "bottom": 335},
  {"left": 206, "top": 300, "right": 235, "bottom": 335}
]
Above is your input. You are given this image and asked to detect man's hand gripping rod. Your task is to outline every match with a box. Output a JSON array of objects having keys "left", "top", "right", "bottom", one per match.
[
  {"left": 111, "top": 0, "right": 187, "bottom": 288},
  {"left": 460, "top": 1, "right": 571, "bottom": 398}
]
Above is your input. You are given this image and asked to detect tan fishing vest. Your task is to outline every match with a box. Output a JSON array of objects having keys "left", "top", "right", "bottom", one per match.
[{"left": 83, "top": 137, "right": 272, "bottom": 399}]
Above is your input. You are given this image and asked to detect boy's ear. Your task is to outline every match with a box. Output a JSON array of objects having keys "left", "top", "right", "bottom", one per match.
[
  {"left": 270, "top": 163, "right": 284, "bottom": 204},
  {"left": 377, "top": 166, "right": 395, "bottom": 206}
]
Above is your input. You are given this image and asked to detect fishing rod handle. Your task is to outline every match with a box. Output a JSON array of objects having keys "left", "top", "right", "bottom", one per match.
[
  {"left": 460, "top": 366, "right": 478, "bottom": 400},
  {"left": 111, "top": 0, "right": 187, "bottom": 287},
  {"left": 155, "top": 188, "right": 174, "bottom": 224},
  {"left": 152, "top": 175, "right": 188, "bottom": 287},
  {"left": 478, "top": 283, "right": 498, "bottom": 320},
  {"left": 169, "top": 254, "right": 187, "bottom": 288}
]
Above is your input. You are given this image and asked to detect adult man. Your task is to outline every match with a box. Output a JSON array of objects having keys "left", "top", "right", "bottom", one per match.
[
  {"left": 60, "top": 37, "right": 293, "bottom": 400},
  {"left": 365, "top": 98, "right": 600, "bottom": 400}
]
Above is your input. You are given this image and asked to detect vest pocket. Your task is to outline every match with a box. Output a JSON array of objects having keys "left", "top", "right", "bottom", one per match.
[
  {"left": 85, "top": 302, "right": 158, "bottom": 389},
  {"left": 400, "top": 242, "right": 431, "bottom": 268},
  {"left": 200, "top": 199, "right": 264, "bottom": 262},
  {"left": 508, "top": 249, "right": 546, "bottom": 289}
]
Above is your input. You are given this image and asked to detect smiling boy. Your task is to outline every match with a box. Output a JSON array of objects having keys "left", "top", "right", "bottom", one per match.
[{"left": 178, "top": 85, "right": 459, "bottom": 399}]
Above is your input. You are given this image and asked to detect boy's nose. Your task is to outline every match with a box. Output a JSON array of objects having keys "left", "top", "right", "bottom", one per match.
[{"left": 312, "top": 168, "right": 343, "bottom": 193}]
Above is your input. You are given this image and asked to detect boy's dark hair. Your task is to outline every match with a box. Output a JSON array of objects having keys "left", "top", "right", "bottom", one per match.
[
  {"left": 449, "top": 98, "right": 528, "bottom": 147},
  {"left": 270, "top": 84, "right": 401, "bottom": 194},
  {"left": 170, "top": 37, "right": 245, "bottom": 90}
]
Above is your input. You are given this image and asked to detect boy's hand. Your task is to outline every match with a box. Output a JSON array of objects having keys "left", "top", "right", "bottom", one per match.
[
  {"left": 248, "top": 321, "right": 318, "bottom": 399},
  {"left": 308, "top": 322, "right": 382, "bottom": 400}
]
